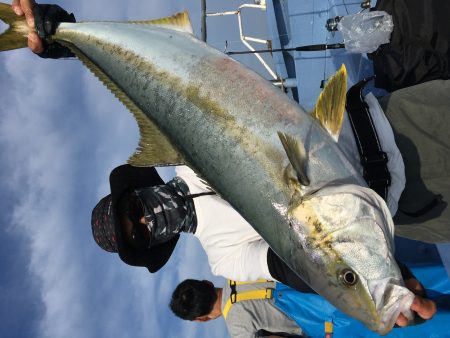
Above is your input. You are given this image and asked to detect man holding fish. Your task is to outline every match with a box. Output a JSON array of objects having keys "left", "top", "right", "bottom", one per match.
[{"left": 5, "top": 0, "right": 443, "bottom": 335}]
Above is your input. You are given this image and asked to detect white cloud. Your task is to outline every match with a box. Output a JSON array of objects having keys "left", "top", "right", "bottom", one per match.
[
  {"left": 0, "top": 51, "right": 98, "bottom": 338},
  {"left": 0, "top": 47, "right": 180, "bottom": 338}
]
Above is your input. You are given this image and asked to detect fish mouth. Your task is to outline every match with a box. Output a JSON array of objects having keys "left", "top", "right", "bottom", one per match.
[{"left": 367, "top": 277, "right": 415, "bottom": 335}]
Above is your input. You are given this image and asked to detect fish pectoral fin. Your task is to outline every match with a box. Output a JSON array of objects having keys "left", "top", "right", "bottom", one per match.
[
  {"left": 127, "top": 11, "right": 193, "bottom": 35},
  {"left": 278, "top": 131, "right": 310, "bottom": 186},
  {"left": 311, "top": 64, "right": 347, "bottom": 142},
  {"left": 0, "top": 3, "right": 29, "bottom": 52},
  {"left": 63, "top": 42, "right": 185, "bottom": 167}
]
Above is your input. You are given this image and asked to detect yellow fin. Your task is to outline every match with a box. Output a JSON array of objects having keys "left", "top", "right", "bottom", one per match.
[
  {"left": 62, "top": 42, "right": 185, "bottom": 167},
  {"left": 278, "top": 131, "right": 310, "bottom": 186},
  {"left": 128, "top": 11, "right": 193, "bottom": 35},
  {"left": 0, "top": 3, "right": 30, "bottom": 51},
  {"left": 311, "top": 64, "right": 347, "bottom": 142}
]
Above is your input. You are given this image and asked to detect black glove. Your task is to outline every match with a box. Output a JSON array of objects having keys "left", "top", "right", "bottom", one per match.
[{"left": 32, "top": 4, "right": 76, "bottom": 59}]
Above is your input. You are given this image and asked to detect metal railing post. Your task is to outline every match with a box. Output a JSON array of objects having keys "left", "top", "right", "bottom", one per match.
[{"left": 201, "top": 0, "right": 207, "bottom": 42}]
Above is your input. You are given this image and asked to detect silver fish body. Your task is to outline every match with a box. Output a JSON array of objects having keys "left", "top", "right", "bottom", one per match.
[{"left": 53, "top": 21, "right": 412, "bottom": 333}]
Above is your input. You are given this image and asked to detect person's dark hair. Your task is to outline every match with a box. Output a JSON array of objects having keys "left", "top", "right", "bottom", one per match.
[{"left": 170, "top": 279, "right": 217, "bottom": 320}]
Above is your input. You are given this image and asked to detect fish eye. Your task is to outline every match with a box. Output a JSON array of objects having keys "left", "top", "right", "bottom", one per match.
[{"left": 339, "top": 268, "right": 358, "bottom": 287}]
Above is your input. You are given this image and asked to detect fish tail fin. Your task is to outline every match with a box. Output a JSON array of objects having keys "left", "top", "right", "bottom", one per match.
[
  {"left": 311, "top": 64, "right": 347, "bottom": 142},
  {"left": 0, "top": 3, "right": 30, "bottom": 51}
]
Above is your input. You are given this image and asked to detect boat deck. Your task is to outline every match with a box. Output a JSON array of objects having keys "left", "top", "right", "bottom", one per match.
[{"left": 266, "top": 0, "right": 386, "bottom": 110}]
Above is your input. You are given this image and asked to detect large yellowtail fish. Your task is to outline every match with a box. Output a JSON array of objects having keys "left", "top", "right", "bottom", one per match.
[{"left": 0, "top": 4, "right": 414, "bottom": 334}]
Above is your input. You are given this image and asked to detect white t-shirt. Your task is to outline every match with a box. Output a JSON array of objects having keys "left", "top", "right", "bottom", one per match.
[
  {"left": 175, "top": 95, "right": 405, "bottom": 281},
  {"left": 175, "top": 165, "right": 272, "bottom": 281}
]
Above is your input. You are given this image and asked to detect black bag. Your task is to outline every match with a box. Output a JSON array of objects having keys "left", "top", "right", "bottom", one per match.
[{"left": 369, "top": 0, "right": 450, "bottom": 92}]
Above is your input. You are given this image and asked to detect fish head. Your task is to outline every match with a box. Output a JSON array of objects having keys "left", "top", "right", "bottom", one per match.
[{"left": 290, "top": 184, "right": 414, "bottom": 335}]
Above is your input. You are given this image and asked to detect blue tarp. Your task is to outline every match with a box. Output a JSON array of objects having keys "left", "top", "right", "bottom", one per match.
[{"left": 274, "top": 238, "right": 450, "bottom": 338}]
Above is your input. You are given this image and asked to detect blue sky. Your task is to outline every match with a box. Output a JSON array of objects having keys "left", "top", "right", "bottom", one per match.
[{"left": 0, "top": 1, "right": 270, "bottom": 337}]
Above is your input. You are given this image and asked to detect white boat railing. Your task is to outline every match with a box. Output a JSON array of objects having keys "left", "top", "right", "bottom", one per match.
[{"left": 202, "top": 1, "right": 278, "bottom": 81}]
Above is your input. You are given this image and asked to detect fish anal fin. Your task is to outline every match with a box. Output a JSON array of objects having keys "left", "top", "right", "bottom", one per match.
[
  {"left": 63, "top": 42, "right": 185, "bottom": 167},
  {"left": 312, "top": 64, "right": 347, "bottom": 142},
  {"left": 0, "top": 3, "right": 30, "bottom": 52},
  {"left": 278, "top": 131, "right": 310, "bottom": 187},
  {"left": 128, "top": 11, "right": 193, "bottom": 35},
  {"left": 128, "top": 118, "right": 185, "bottom": 167}
]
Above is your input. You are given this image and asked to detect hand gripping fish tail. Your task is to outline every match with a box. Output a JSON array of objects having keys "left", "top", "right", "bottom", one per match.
[{"left": 0, "top": 3, "right": 75, "bottom": 57}]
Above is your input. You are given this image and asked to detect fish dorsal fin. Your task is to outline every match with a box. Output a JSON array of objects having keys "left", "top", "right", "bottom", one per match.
[
  {"left": 311, "top": 64, "right": 347, "bottom": 142},
  {"left": 128, "top": 11, "right": 193, "bottom": 35},
  {"left": 278, "top": 131, "right": 310, "bottom": 186},
  {"left": 0, "top": 3, "right": 30, "bottom": 51},
  {"left": 61, "top": 42, "right": 185, "bottom": 167}
]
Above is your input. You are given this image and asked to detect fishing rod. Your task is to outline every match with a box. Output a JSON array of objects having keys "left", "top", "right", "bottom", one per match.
[{"left": 225, "top": 42, "right": 345, "bottom": 55}]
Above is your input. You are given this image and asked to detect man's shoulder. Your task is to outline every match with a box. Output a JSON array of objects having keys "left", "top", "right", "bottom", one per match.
[
  {"left": 222, "top": 280, "right": 277, "bottom": 315},
  {"left": 175, "top": 165, "right": 212, "bottom": 194},
  {"left": 223, "top": 284, "right": 302, "bottom": 338}
]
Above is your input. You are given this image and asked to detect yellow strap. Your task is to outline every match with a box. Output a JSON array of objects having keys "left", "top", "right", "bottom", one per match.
[
  {"left": 223, "top": 288, "right": 273, "bottom": 319},
  {"left": 232, "top": 279, "right": 272, "bottom": 285},
  {"left": 325, "top": 321, "right": 333, "bottom": 334}
]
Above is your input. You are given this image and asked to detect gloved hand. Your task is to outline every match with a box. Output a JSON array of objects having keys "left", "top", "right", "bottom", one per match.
[{"left": 32, "top": 4, "right": 76, "bottom": 58}]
